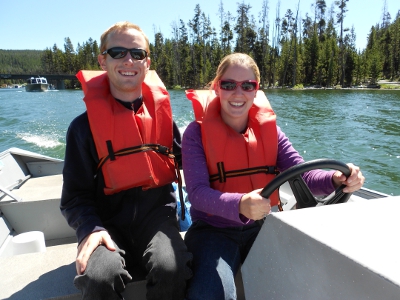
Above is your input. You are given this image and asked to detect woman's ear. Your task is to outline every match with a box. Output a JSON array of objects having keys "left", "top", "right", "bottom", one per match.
[{"left": 213, "top": 82, "right": 219, "bottom": 96}]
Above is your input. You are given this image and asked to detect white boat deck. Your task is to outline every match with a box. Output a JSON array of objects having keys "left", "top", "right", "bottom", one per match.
[{"left": 242, "top": 196, "right": 400, "bottom": 300}]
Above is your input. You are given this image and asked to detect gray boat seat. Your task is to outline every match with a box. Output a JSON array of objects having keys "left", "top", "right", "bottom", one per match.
[
  {"left": 0, "top": 174, "right": 76, "bottom": 242},
  {"left": 0, "top": 214, "right": 14, "bottom": 257}
]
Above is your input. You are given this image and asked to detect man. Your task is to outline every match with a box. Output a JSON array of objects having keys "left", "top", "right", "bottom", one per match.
[{"left": 60, "top": 21, "right": 192, "bottom": 300}]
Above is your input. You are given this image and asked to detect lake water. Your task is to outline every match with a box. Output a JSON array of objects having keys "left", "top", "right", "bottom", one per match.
[{"left": 1, "top": 87, "right": 399, "bottom": 196}]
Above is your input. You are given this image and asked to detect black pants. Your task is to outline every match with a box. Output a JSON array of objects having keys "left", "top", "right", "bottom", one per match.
[{"left": 74, "top": 216, "right": 192, "bottom": 300}]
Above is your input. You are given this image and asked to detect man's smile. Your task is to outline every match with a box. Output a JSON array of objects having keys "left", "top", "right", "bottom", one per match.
[{"left": 119, "top": 71, "right": 137, "bottom": 76}]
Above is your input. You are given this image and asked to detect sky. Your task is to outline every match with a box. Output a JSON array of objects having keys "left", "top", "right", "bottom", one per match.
[{"left": 1, "top": 0, "right": 398, "bottom": 52}]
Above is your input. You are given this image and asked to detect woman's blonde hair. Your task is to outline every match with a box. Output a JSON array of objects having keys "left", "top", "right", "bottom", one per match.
[
  {"left": 212, "top": 53, "right": 260, "bottom": 89},
  {"left": 99, "top": 21, "right": 150, "bottom": 55}
]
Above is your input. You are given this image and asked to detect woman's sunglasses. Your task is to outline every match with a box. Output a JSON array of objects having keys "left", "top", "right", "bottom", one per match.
[
  {"left": 218, "top": 80, "right": 259, "bottom": 92},
  {"left": 102, "top": 47, "right": 148, "bottom": 60}
]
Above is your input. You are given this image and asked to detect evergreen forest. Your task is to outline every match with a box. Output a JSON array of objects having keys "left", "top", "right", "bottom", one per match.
[{"left": 1, "top": 0, "right": 399, "bottom": 89}]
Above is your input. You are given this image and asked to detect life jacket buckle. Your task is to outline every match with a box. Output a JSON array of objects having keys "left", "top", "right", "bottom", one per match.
[
  {"left": 157, "top": 145, "right": 170, "bottom": 155},
  {"left": 267, "top": 166, "right": 278, "bottom": 174}
]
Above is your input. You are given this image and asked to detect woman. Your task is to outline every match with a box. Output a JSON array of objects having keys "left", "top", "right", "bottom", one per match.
[{"left": 181, "top": 53, "right": 365, "bottom": 300}]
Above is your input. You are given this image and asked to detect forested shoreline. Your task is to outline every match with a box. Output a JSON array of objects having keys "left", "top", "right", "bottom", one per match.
[{"left": 1, "top": 1, "right": 399, "bottom": 89}]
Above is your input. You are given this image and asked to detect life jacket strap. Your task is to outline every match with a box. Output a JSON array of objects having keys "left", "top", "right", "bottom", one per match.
[
  {"left": 174, "top": 159, "right": 185, "bottom": 221},
  {"left": 210, "top": 163, "right": 279, "bottom": 183},
  {"left": 106, "top": 140, "right": 115, "bottom": 161},
  {"left": 97, "top": 143, "right": 175, "bottom": 171}
]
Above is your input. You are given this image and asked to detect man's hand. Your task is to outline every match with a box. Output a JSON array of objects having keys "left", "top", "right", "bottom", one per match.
[{"left": 76, "top": 230, "right": 116, "bottom": 275}]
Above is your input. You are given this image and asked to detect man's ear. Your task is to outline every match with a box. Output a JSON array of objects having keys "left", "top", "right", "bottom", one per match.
[
  {"left": 98, "top": 54, "right": 107, "bottom": 71},
  {"left": 146, "top": 57, "right": 151, "bottom": 71}
]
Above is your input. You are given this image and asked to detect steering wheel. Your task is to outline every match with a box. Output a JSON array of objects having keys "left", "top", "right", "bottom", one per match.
[{"left": 260, "top": 159, "right": 352, "bottom": 210}]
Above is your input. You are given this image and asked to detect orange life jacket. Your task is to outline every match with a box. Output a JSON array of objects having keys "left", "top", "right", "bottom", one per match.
[
  {"left": 77, "top": 70, "right": 177, "bottom": 195},
  {"left": 186, "top": 89, "right": 280, "bottom": 206}
]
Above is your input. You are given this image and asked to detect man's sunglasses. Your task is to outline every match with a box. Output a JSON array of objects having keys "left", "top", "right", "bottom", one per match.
[
  {"left": 101, "top": 47, "right": 148, "bottom": 60},
  {"left": 218, "top": 80, "right": 259, "bottom": 92}
]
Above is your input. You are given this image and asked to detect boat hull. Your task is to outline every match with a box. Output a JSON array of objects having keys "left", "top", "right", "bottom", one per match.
[
  {"left": 25, "top": 83, "right": 48, "bottom": 92},
  {"left": 0, "top": 147, "right": 397, "bottom": 300}
]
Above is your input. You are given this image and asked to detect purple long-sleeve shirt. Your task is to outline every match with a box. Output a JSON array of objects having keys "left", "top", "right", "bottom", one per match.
[{"left": 182, "top": 121, "right": 336, "bottom": 228}]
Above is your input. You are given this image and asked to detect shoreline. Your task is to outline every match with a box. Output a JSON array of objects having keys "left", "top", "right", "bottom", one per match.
[
  {"left": 280, "top": 81, "right": 400, "bottom": 91},
  {"left": 288, "top": 86, "right": 400, "bottom": 91}
]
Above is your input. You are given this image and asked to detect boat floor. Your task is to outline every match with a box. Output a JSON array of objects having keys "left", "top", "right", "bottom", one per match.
[
  {"left": 0, "top": 242, "right": 79, "bottom": 299},
  {"left": 0, "top": 236, "right": 245, "bottom": 300}
]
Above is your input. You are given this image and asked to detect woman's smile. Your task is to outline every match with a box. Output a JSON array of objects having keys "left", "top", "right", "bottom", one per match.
[{"left": 229, "top": 101, "right": 245, "bottom": 107}]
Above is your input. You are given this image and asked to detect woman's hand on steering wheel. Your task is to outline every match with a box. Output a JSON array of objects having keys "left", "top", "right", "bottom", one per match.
[
  {"left": 332, "top": 163, "right": 365, "bottom": 193},
  {"left": 239, "top": 188, "right": 271, "bottom": 220}
]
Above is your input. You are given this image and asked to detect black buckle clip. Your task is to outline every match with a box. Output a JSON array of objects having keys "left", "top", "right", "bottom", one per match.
[
  {"left": 268, "top": 166, "right": 277, "bottom": 174},
  {"left": 157, "top": 145, "right": 170, "bottom": 155}
]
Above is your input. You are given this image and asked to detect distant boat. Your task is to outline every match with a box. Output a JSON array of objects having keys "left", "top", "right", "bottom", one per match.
[{"left": 25, "top": 76, "right": 48, "bottom": 92}]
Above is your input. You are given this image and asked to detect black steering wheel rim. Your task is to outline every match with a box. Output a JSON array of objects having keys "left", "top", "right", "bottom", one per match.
[{"left": 261, "top": 159, "right": 352, "bottom": 209}]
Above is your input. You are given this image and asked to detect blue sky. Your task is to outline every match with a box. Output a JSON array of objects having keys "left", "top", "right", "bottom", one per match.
[{"left": 1, "top": 0, "right": 398, "bottom": 51}]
